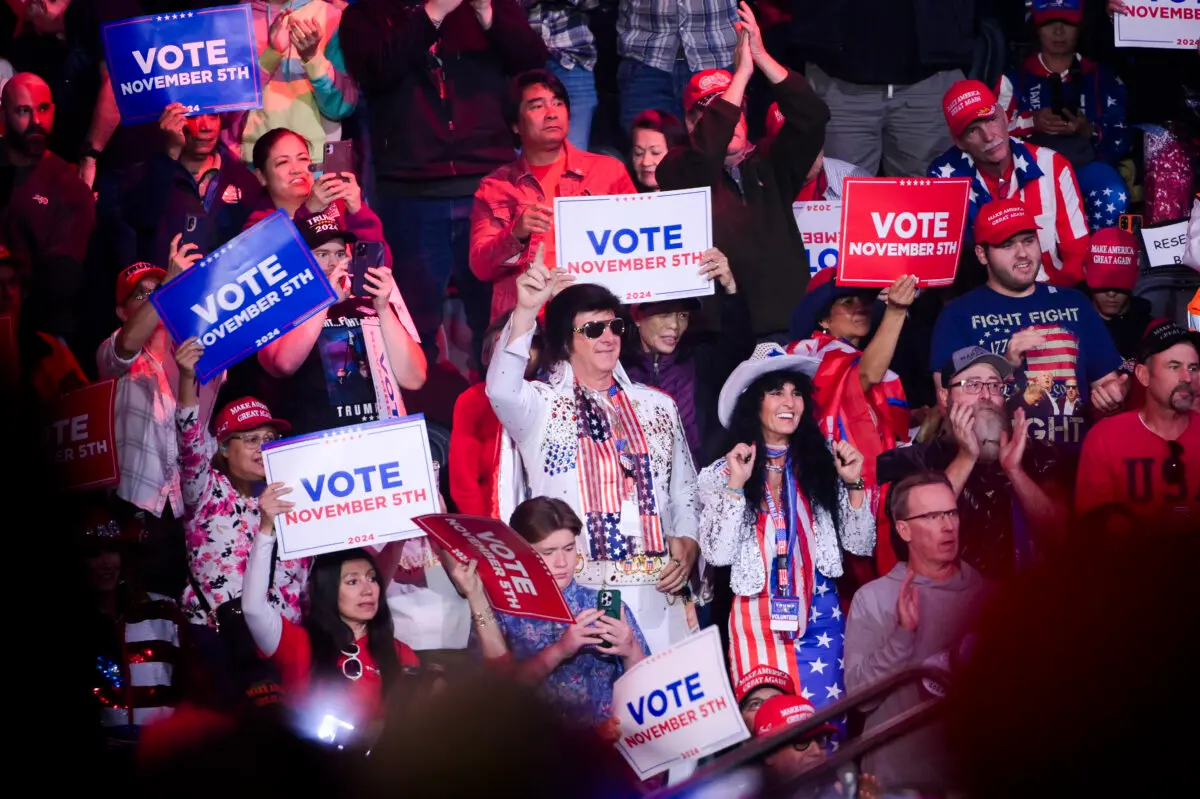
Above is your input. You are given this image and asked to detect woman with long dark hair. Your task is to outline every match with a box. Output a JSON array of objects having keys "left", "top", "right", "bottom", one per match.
[
  {"left": 243, "top": 485, "right": 418, "bottom": 740},
  {"left": 698, "top": 344, "right": 875, "bottom": 720}
]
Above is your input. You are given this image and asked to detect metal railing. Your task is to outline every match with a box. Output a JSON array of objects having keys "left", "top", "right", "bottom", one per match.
[{"left": 650, "top": 665, "right": 952, "bottom": 799}]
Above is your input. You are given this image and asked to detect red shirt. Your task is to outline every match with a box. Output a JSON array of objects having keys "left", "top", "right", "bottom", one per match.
[
  {"left": 1076, "top": 410, "right": 1200, "bottom": 521},
  {"left": 272, "top": 619, "right": 419, "bottom": 724},
  {"left": 449, "top": 383, "right": 502, "bottom": 517}
]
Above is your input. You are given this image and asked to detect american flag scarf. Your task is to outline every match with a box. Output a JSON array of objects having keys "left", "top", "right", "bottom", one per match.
[
  {"left": 574, "top": 382, "right": 666, "bottom": 560},
  {"left": 787, "top": 333, "right": 910, "bottom": 484}
]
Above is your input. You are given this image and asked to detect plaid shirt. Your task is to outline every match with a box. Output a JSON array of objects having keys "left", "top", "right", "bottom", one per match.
[
  {"left": 617, "top": 0, "right": 738, "bottom": 72},
  {"left": 97, "top": 332, "right": 223, "bottom": 518},
  {"left": 522, "top": 0, "right": 600, "bottom": 71}
]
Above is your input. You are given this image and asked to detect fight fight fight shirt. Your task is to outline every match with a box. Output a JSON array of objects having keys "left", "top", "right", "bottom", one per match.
[
  {"left": 1076, "top": 411, "right": 1200, "bottom": 521},
  {"left": 930, "top": 284, "right": 1122, "bottom": 451},
  {"left": 279, "top": 294, "right": 418, "bottom": 436}
]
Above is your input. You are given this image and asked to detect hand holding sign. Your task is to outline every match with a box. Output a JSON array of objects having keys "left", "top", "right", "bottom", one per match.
[
  {"left": 259, "top": 482, "right": 295, "bottom": 534},
  {"left": 160, "top": 102, "right": 189, "bottom": 157},
  {"left": 697, "top": 247, "right": 735, "bottom": 292}
]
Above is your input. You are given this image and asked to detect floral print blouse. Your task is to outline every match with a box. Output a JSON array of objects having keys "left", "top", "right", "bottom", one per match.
[
  {"left": 495, "top": 580, "right": 650, "bottom": 728},
  {"left": 177, "top": 406, "right": 308, "bottom": 627}
]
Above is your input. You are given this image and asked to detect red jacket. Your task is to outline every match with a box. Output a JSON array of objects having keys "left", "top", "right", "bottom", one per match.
[
  {"left": 469, "top": 142, "right": 636, "bottom": 322},
  {"left": 449, "top": 383, "right": 501, "bottom": 518}
]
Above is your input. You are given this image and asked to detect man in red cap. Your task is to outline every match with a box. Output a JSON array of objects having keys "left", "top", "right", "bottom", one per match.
[
  {"left": 1077, "top": 319, "right": 1200, "bottom": 525},
  {"left": 752, "top": 694, "right": 836, "bottom": 787},
  {"left": 735, "top": 665, "right": 795, "bottom": 728},
  {"left": 930, "top": 199, "right": 1127, "bottom": 455},
  {"left": 657, "top": 2, "right": 829, "bottom": 339},
  {"left": 928, "top": 79, "right": 1090, "bottom": 287},
  {"left": 1085, "top": 226, "right": 1150, "bottom": 363}
]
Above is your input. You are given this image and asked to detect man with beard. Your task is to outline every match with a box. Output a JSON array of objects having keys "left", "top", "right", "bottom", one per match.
[
  {"left": 0, "top": 72, "right": 95, "bottom": 339},
  {"left": 930, "top": 200, "right": 1126, "bottom": 456},
  {"left": 878, "top": 346, "right": 1069, "bottom": 579},
  {"left": 1077, "top": 320, "right": 1200, "bottom": 524}
]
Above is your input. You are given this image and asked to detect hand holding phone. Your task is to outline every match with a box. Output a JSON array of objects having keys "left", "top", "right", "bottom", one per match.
[
  {"left": 313, "top": 139, "right": 353, "bottom": 178},
  {"left": 349, "top": 241, "right": 387, "bottom": 300},
  {"left": 596, "top": 588, "right": 621, "bottom": 648}
]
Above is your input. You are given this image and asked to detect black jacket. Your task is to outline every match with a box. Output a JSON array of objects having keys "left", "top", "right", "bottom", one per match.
[
  {"left": 790, "top": 0, "right": 979, "bottom": 85},
  {"left": 116, "top": 144, "right": 267, "bottom": 268},
  {"left": 339, "top": 0, "right": 547, "bottom": 194},
  {"left": 657, "top": 72, "right": 829, "bottom": 336}
]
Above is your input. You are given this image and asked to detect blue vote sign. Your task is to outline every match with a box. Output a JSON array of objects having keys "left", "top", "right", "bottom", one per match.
[
  {"left": 102, "top": 5, "right": 262, "bottom": 124},
  {"left": 150, "top": 211, "right": 336, "bottom": 384}
]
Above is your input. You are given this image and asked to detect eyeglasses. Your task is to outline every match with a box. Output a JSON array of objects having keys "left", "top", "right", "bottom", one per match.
[
  {"left": 573, "top": 318, "right": 626, "bottom": 339},
  {"left": 795, "top": 732, "right": 833, "bottom": 751},
  {"left": 341, "top": 643, "right": 380, "bottom": 681},
  {"left": 948, "top": 379, "right": 1005, "bottom": 395},
  {"left": 900, "top": 509, "right": 959, "bottom": 524},
  {"left": 227, "top": 432, "right": 281, "bottom": 450},
  {"left": 128, "top": 287, "right": 157, "bottom": 302},
  {"left": 1164, "top": 440, "right": 1185, "bottom": 487}
]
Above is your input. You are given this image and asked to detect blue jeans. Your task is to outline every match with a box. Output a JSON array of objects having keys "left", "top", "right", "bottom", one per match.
[
  {"left": 547, "top": 59, "right": 598, "bottom": 152},
  {"left": 374, "top": 191, "right": 492, "bottom": 366},
  {"left": 617, "top": 59, "right": 697, "bottom": 142}
]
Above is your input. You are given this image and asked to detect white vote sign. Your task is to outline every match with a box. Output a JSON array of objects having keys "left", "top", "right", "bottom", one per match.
[
  {"left": 612, "top": 626, "right": 749, "bottom": 779},
  {"left": 794, "top": 201, "right": 842, "bottom": 275},
  {"left": 1114, "top": 1, "right": 1200, "bottom": 50},
  {"left": 555, "top": 187, "right": 714, "bottom": 305},
  {"left": 1141, "top": 220, "right": 1189, "bottom": 268},
  {"left": 263, "top": 415, "right": 439, "bottom": 559}
]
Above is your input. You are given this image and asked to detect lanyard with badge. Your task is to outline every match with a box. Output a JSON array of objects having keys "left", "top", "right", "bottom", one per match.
[{"left": 763, "top": 450, "right": 812, "bottom": 636}]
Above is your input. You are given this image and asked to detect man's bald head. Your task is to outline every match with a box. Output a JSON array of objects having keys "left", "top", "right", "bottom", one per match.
[{"left": 2, "top": 73, "right": 54, "bottom": 158}]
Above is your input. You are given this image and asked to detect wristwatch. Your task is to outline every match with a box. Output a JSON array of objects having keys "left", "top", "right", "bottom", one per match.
[
  {"left": 842, "top": 477, "right": 866, "bottom": 491},
  {"left": 80, "top": 143, "right": 103, "bottom": 161}
]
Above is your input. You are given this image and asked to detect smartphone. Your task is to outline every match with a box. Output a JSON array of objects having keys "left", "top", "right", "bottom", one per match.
[
  {"left": 312, "top": 139, "right": 354, "bottom": 178},
  {"left": 349, "top": 241, "right": 387, "bottom": 299},
  {"left": 179, "top": 213, "right": 205, "bottom": 252},
  {"left": 596, "top": 588, "right": 621, "bottom": 648},
  {"left": 1119, "top": 214, "right": 1143, "bottom": 235}
]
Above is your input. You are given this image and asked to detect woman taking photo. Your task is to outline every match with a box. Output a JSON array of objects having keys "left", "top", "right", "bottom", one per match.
[
  {"left": 243, "top": 484, "right": 419, "bottom": 742},
  {"left": 245, "top": 128, "right": 392, "bottom": 268},
  {"left": 699, "top": 344, "right": 875, "bottom": 718},
  {"left": 444, "top": 497, "right": 648, "bottom": 729}
]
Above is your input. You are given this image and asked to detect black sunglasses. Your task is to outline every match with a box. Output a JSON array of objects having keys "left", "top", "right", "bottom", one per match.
[
  {"left": 572, "top": 318, "right": 626, "bottom": 339},
  {"left": 1164, "top": 440, "right": 1185, "bottom": 486}
]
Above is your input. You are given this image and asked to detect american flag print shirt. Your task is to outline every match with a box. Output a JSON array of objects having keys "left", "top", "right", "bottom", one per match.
[{"left": 929, "top": 284, "right": 1123, "bottom": 451}]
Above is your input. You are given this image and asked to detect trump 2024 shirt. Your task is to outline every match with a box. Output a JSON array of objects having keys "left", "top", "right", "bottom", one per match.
[{"left": 931, "top": 284, "right": 1122, "bottom": 450}]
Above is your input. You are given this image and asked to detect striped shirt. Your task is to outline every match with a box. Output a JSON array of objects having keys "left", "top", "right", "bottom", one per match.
[
  {"left": 928, "top": 138, "right": 1091, "bottom": 287},
  {"left": 617, "top": 0, "right": 738, "bottom": 73}
]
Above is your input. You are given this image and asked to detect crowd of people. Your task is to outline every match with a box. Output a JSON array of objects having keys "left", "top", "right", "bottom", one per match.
[{"left": 3, "top": 0, "right": 1199, "bottom": 794}]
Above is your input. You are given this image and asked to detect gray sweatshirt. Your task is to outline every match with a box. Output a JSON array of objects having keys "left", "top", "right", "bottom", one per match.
[{"left": 844, "top": 562, "right": 990, "bottom": 791}]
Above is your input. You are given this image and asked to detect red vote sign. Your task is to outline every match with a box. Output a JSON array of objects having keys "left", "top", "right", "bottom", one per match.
[
  {"left": 837, "top": 177, "right": 971, "bottom": 288},
  {"left": 414, "top": 514, "right": 575, "bottom": 624},
  {"left": 46, "top": 379, "right": 120, "bottom": 491}
]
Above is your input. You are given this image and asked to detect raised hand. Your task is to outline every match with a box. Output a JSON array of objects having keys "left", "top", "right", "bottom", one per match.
[
  {"left": 289, "top": 16, "right": 323, "bottom": 63},
  {"left": 948, "top": 402, "right": 980, "bottom": 460},
  {"left": 998, "top": 407, "right": 1030, "bottom": 476},
  {"left": 166, "top": 234, "right": 203, "bottom": 283},
  {"left": 175, "top": 336, "right": 204, "bottom": 376},
  {"left": 267, "top": 9, "right": 292, "bottom": 53},
  {"left": 833, "top": 440, "right": 865, "bottom": 485},
  {"left": 897, "top": 569, "right": 919, "bottom": 632},
  {"left": 515, "top": 244, "right": 556, "bottom": 313},
  {"left": 698, "top": 247, "right": 736, "bottom": 293},
  {"left": 725, "top": 442, "right": 756, "bottom": 490}
]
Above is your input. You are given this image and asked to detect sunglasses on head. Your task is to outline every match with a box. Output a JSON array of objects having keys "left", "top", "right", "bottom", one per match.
[
  {"left": 1164, "top": 440, "right": 1185, "bottom": 486},
  {"left": 573, "top": 318, "right": 626, "bottom": 339}
]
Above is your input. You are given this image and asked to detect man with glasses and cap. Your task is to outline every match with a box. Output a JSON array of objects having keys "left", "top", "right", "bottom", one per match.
[
  {"left": 1077, "top": 320, "right": 1200, "bottom": 525},
  {"left": 878, "top": 345, "right": 1069, "bottom": 579}
]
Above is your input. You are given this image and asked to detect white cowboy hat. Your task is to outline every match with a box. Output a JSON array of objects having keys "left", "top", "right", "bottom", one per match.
[{"left": 717, "top": 343, "right": 821, "bottom": 428}]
